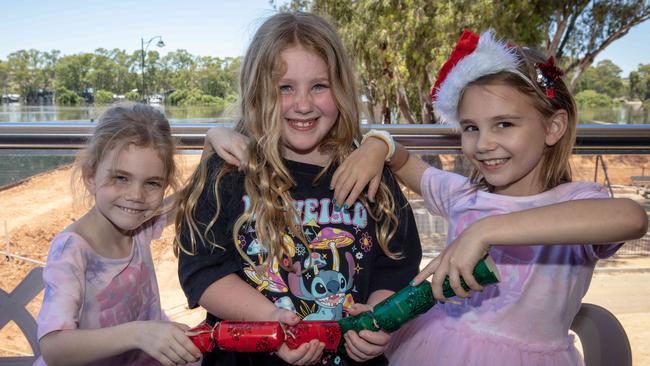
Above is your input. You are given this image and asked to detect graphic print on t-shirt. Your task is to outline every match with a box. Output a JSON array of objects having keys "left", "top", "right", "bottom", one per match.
[{"left": 239, "top": 195, "right": 370, "bottom": 321}]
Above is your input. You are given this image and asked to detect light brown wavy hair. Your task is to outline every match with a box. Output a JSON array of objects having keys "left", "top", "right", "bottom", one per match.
[
  {"left": 72, "top": 102, "right": 180, "bottom": 211},
  {"left": 461, "top": 47, "right": 577, "bottom": 192},
  {"left": 175, "top": 12, "right": 401, "bottom": 267}
]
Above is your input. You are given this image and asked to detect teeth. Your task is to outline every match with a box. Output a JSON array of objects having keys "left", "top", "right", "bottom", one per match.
[
  {"left": 289, "top": 119, "right": 316, "bottom": 128},
  {"left": 119, "top": 206, "right": 143, "bottom": 214},
  {"left": 482, "top": 158, "right": 508, "bottom": 166}
]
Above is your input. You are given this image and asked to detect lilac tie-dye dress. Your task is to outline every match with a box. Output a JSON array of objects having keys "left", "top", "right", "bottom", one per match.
[
  {"left": 386, "top": 167, "right": 621, "bottom": 366},
  {"left": 34, "top": 216, "right": 165, "bottom": 366}
]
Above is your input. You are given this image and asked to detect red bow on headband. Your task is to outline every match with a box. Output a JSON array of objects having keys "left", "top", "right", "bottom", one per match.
[
  {"left": 536, "top": 56, "right": 564, "bottom": 98},
  {"left": 430, "top": 29, "right": 480, "bottom": 101}
]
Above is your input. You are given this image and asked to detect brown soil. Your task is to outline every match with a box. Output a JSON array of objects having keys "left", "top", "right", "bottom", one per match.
[{"left": 1, "top": 154, "right": 648, "bottom": 359}]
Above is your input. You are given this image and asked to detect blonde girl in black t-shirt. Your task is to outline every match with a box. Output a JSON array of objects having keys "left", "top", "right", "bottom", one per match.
[{"left": 174, "top": 12, "right": 421, "bottom": 366}]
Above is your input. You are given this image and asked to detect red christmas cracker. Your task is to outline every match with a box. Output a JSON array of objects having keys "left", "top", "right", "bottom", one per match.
[{"left": 285, "top": 321, "right": 341, "bottom": 352}]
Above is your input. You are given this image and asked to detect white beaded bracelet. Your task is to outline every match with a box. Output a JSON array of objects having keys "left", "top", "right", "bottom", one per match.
[{"left": 360, "top": 129, "right": 396, "bottom": 162}]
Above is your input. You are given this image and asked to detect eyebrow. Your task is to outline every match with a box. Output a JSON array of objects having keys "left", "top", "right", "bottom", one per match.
[
  {"left": 112, "top": 169, "right": 164, "bottom": 181},
  {"left": 490, "top": 114, "right": 523, "bottom": 121}
]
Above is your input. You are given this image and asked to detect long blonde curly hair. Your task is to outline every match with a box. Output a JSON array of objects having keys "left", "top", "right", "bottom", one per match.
[{"left": 175, "top": 12, "right": 401, "bottom": 267}]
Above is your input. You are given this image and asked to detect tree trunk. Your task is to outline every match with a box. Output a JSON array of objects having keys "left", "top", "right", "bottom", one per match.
[{"left": 396, "top": 84, "right": 415, "bottom": 123}]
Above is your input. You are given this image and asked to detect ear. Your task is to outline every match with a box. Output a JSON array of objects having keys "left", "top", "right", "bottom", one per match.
[
  {"left": 83, "top": 169, "right": 97, "bottom": 195},
  {"left": 545, "top": 109, "right": 568, "bottom": 147}
]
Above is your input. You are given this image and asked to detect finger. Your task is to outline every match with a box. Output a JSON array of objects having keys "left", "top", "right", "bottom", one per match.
[
  {"left": 358, "top": 329, "right": 390, "bottom": 348},
  {"left": 334, "top": 173, "right": 355, "bottom": 209},
  {"left": 297, "top": 340, "right": 323, "bottom": 365},
  {"left": 346, "top": 303, "right": 373, "bottom": 316},
  {"left": 344, "top": 332, "right": 366, "bottom": 362},
  {"left": 278, "top": 310, "right": 301, "bottom": 325},
  {"left": 430, "top": 267, "right": 447, "bottom": 301},
  {"left": 460, "top": 268, "right": 483, "bottom": 292},
  {"left": 331, "top": 164, "right": 343, "bottom": 190},
  {"left": 448, "top": 267, "right": 469, "bottom": 298},
  {"left": 367, "top": 175, "right": 381, "bottom": 203},
  {"left": 412, "top": 257, "right": 440, "bottom": 285},
  {"left": 344, "top": 180, "right": 366, "bottom": 209}
]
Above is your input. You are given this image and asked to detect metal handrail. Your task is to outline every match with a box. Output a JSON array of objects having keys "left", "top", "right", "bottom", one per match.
[{"left": 1, "top": 123, "right": 650, "bottom": 153}]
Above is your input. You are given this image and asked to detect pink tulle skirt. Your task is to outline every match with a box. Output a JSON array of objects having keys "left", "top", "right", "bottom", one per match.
[{"left": 385, "top": 310, "right": 583, "bottom": 366}]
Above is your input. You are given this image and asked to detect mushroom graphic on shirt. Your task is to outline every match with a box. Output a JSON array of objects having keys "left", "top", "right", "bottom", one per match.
[
  {"left": 310, "top": 228, "right": 354, "bottom": 272},
  {"left": 243, "top": 235, "right": 295, "bottom": 293}
]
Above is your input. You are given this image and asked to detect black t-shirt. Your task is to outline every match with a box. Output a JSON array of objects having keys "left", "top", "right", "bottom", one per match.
[{"left": 178, "top": 155, "right": 422, "bottom": 366}]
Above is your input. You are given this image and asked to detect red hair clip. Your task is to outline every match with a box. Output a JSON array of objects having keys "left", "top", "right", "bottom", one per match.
[{"left": 535, "top": 56, "right": 564, "bottom": 98}]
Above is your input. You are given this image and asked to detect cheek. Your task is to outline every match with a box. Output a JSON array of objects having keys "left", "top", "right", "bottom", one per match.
[{"left": 281, "top": 94, "right": 292, "bottom": 115}]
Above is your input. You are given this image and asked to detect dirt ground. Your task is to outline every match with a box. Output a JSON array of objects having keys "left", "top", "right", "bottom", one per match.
[{"left": 1, "top": 154, "right": 649, "bottom": 362}]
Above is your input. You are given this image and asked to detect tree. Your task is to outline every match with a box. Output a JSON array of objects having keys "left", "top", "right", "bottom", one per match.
[
  {"left": 575, "top": 59, "right": 625, "bottom": 98},
  {"left": 629, "top": 64, "right": 650, "bottom": 101},
  {"left": 542, "top": 0, "right": 650, "bottom": 90},
  {"left": 55, "top": 53, "right": 93, "bottom": 94},
  {"left": 281, "top": 0, "right": 649, "bottom": 122}
]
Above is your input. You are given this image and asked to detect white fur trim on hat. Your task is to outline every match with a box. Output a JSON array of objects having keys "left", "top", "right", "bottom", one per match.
[{"left": 434, "top": 30, "right": 520, "bottom": 128}]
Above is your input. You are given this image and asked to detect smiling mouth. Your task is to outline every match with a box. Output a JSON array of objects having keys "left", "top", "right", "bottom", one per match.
[
  {"left": 287, "top": 118, "right": 318, "bottom": 131},
  {"left": 480, "top": 158, "right": 509, "bottom": 166},
  {"left": 117, "top": 206, "right": 145, "bottom": 214}
]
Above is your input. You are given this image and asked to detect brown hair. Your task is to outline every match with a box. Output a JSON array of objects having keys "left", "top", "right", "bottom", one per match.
[
  {"left": 175, "top": 12, "right": 401, "bottom": 267},
  {"left": 462, "top": 47, "right": 576, "bottom": 192}
]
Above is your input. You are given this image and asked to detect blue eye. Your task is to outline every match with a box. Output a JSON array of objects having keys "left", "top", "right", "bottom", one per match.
[
  {"left": 279, "top": 85, "right": 293, "bottom": 93},
  {"left": 312, "top": 83, "right": 329, "bottom": 92},
  {"left": 462, "top": 125, "right": 478, "bottom": 132}
]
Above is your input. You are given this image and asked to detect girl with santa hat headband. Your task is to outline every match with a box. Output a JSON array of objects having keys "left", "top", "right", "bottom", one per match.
[{"left": 329, "top": 29, "right": 647, "bottom": 365}]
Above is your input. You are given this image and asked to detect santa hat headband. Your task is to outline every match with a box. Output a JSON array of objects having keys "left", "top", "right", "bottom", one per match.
[{"left": 431, "top": 29, "right": 520, "bottom": 128}]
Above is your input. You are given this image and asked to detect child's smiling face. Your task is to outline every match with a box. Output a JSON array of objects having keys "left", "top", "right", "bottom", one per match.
[
  {"left": 278, "top": 44, "right": 339, "bottom": 166},
  {"left": 86, "top": 145, "right": 166, "bottom": 232},
  {"left": 458, "top": 84, "right": 560, "bottom": 196}
]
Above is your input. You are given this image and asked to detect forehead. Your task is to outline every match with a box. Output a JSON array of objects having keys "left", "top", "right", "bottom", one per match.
[
  {"left": 458, "top": 84, "right": 537, "bottom": 119},
  {"left": 279, "top": 45, "right": 328, "bottom": 78},
  {"left": 101, "top": 145, "right": 166, "bottom": 177}
]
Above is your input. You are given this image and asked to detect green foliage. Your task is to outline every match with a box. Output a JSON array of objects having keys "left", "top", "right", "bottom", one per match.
[
  {"left": 55, "top": 88, "right": 81, "bottom": 106},
  {"left": 124, "top": 90, "right": 140, "bottom": 101},
  {"left": 575, "top": 60, "right": 624, "bottom": 98},
  {"left": 168, "top": 88, "right": 225, "bottom": 107},
  {"left": 94, "top": 89, "right": 114, "bottom": 104},
  {"left": 629, "top": 64, "right": 650, "bottom": 101},
  {"left": 575, "top": 89, "right": 613, "bottom": 108},
  {"left": 1, "top": 46, "right": 241, "bottom": 106}
]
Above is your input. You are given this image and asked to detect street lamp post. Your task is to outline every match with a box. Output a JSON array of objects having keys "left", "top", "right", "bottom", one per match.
[{"left": 140, "top": 36, "right": 165, "bottom": 103}]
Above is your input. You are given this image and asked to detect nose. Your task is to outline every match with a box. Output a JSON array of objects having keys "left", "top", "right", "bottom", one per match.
[
  {"left": 476, "top": 131, "right": 497, "bottom": 152},
  {"left": 293, "top": 90, "right": 313, "bottom": 114},
  {"left": 125, "top": 184, "right": 145, "bottom": 202}
]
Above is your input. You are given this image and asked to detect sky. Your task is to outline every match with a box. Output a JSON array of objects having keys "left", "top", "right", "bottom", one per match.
[{"left": 1, "top": 0, "right": 648, "bottom": 76}]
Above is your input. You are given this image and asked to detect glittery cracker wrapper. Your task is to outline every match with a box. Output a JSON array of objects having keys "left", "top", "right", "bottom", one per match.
[
  {"left": 285, "top": 321, "right": 341, "bottom": 352},
  {"left": 187, "top": 322, "right": 216, "bottom": 353},
  {"left": 216, "top": 321, "right": 285, "bottom": 352}
]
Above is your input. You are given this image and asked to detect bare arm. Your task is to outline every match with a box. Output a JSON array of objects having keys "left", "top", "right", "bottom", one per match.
[
  {"left": 478, "top": 198, "right": 647, "bottom": 247},
  {"left": 40, "top": 321, "right": 200, "bottom": 366},
  {"left": 415, "top": 198, "right": 648, "bottom": 300},
  {"left": 197, "top": 273, "right": 282, "bottom": 321}
]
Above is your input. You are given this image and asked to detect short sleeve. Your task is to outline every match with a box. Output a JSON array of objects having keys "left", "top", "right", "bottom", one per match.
[
  {"left": 420, "top": 167, "right": 471, "bottom": 218},
  {"left": 369, "top": 169, "right": 422, "bottom": 294},
  {"left": 567, "top": 182, "right": 623, "bottom": 260},
  {"left": 134, "top": 214, "right": 166, "bottom": 244},
  {"left": 37, "top": 234, "right": 86, "bottom": 339},
  {"left": 177, "top": 156, "right": 245, "bottom": 309}
]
